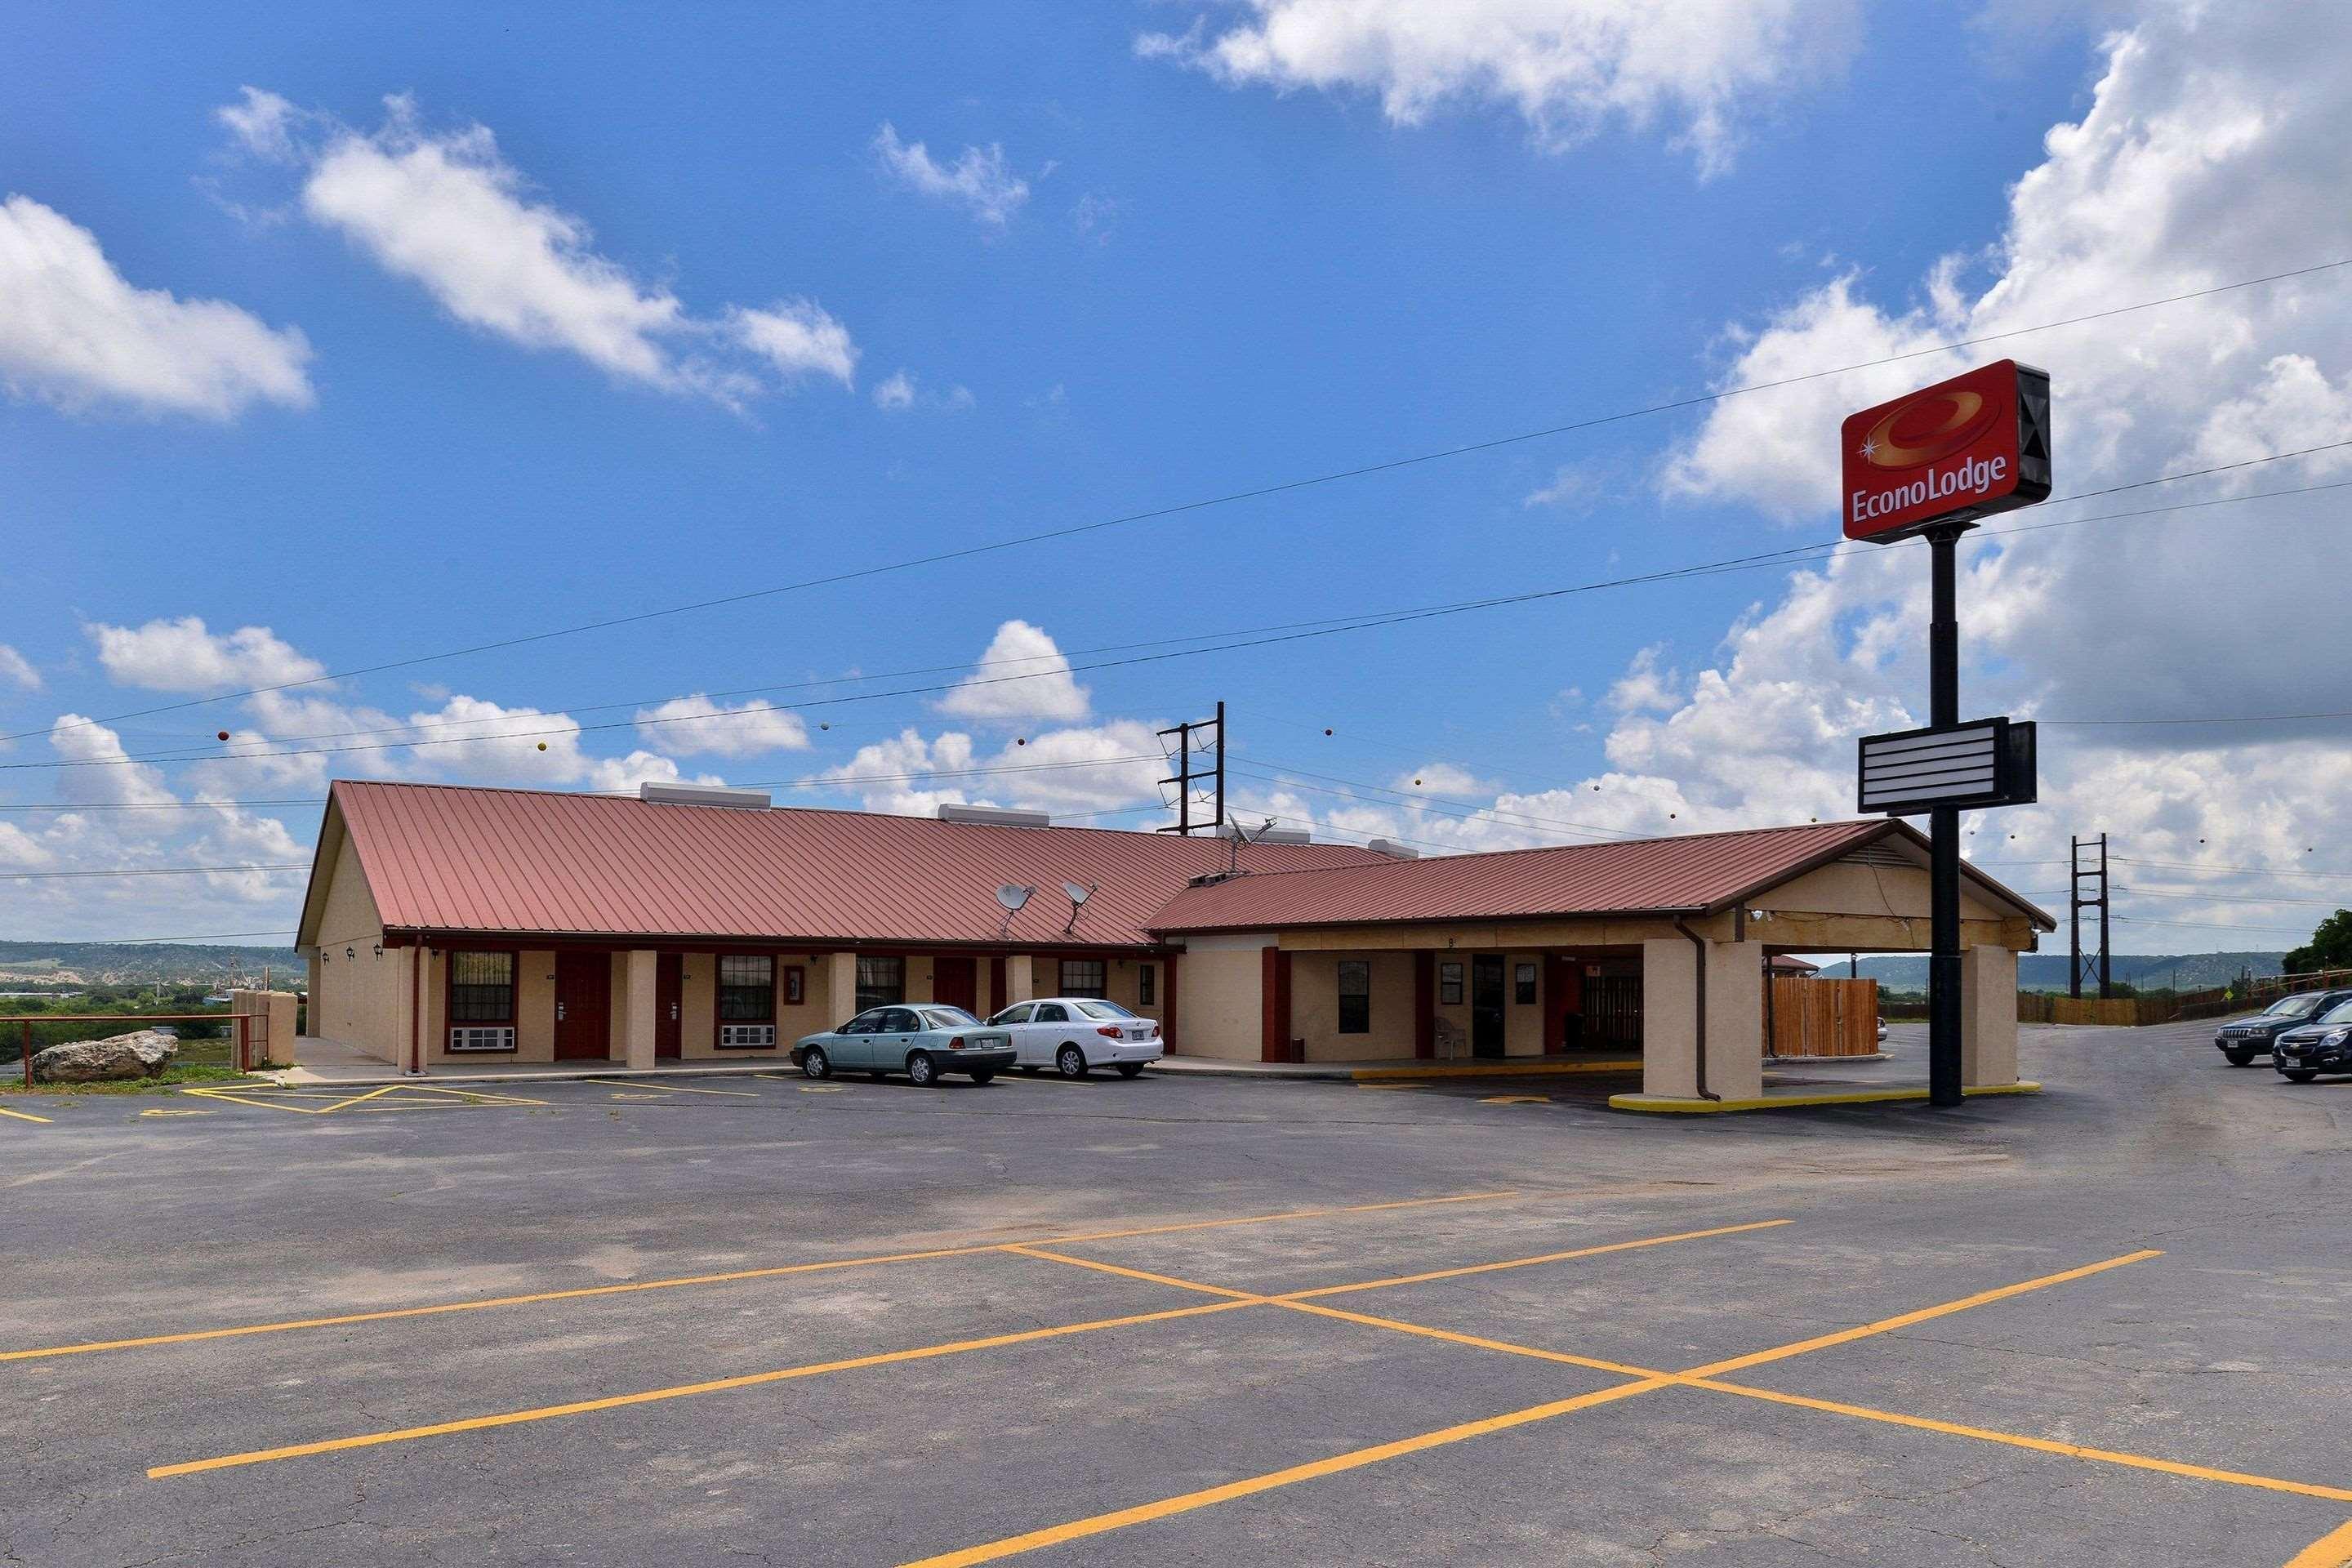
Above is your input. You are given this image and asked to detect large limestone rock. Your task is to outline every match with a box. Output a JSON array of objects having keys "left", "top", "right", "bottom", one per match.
[{"left": 29, "top": 1029, "right": 179, "bottom": 1084}]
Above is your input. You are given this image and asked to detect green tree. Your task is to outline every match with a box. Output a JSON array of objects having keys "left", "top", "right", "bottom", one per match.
[{"left": 2283, "top": 909, "right": 2352, "bottom": 974}]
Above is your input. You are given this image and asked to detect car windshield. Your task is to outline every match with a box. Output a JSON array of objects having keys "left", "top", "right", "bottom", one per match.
[
  {"left": 1071, "top": 1000, "right": 1139, "bottom": 1020},
  {"left": 2314, "top": 999, "right": 2352, "bottom": 1025},
  {"left": 922, "top": 1007, "right": 981, "bottom": 1028},
  {"left": 2265, "top": 992, "right": 2324, "bottom": 1018}
]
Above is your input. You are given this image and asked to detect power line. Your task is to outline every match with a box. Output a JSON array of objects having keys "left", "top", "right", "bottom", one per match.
[
  {"left": 0, "top": 863, "right": 310, "bottom": 880},
  {"left": 0, "top": 929, "right": 300, "bottom": 946},
  {"left": 2114, "top": 914, "right": 2315, "bottom": 936},
  {"left": 24, "top": 450, "right": 2347, "bottom": 778},
  {"left": 22, "top": 256, "right": 2349, "bottom": 751},
  {"left": 2113, "top": 885, "right": 2350, "bottom": 908},
  {"left": 2115, "top": 855, "right": 2352, "bottom": 880}
]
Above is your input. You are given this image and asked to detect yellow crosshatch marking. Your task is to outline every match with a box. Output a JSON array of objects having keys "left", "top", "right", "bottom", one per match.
[
  {"left": 179, "top": 1083, "right": 548, "bottom": 1116},
  {"left": 119, "top": 1196, "right": 2345, "bottom": 1561}
]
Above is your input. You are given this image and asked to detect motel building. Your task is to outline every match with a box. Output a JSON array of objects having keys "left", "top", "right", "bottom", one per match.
[{"left": 296, "top": 780, "right": 2054, "bottom": 1100}]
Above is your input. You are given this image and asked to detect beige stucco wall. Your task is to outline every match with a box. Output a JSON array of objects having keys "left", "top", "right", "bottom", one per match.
[
  {"left": 1962, "top": 942, "right": 2020, "bottom": 1087},
  {"left": 1288, "top": 950, "right": 1417, "bottom": 1062},
  {"left": 1171, "top": 934, "right": 1265, "bottom": 1060},
  {"left": 1640, "top": 938, "right": 1763, "bottom": 1099},
  {"left": 305, "top": 829, "right": 403, "bottom": 1063},
  {"left": 230, "top": 989, "right": 299, "bottom": 1068}
]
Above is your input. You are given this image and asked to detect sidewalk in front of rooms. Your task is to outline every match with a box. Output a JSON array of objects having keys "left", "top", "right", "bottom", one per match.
[{"left": 267, "top": 1036, "right": 1886, "bottom": 1089}]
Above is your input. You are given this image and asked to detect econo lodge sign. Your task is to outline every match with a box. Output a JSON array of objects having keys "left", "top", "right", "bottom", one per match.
[{"left": 1842, "top": 359, "right": 2051, "bottom": 541}]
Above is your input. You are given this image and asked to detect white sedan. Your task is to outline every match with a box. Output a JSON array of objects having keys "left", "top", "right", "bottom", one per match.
[{"left": 986, "top": 997, "right": 1165, "bottom": 1078}]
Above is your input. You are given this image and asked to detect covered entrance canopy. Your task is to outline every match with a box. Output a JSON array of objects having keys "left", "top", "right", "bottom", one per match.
[{"left": 1148, "top": 819, "right": 2055, "bottom": 1100}]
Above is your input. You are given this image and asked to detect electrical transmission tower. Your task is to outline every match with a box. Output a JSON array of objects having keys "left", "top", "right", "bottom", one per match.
[
  {"left": 2069, "top": 833, "right": 2111, "bottom": 999},
  {"left": 1156, "top": 702, "right": 1226, "bottom": 836}
]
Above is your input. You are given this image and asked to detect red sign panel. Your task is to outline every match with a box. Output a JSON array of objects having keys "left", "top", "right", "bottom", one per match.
[{"left": 1842, "top": 359, "right": 2051, "bottom": 541}]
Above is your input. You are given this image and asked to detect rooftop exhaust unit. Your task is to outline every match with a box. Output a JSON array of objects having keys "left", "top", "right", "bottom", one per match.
[
  {"left": 638, "top": 782, "right": 772, "bottom": 810},
  {"left": 1365, "top": 838, "right": 1420, "bottom": 859},
  {"left": 938, "top": 804, "right": 1052, "bottom": 829}
]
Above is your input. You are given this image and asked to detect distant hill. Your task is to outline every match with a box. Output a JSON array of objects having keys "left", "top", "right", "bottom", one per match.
[
  {"left": 1829, "top": 951, "right": 2283, "bottom": 994},
  {"left": 0, "top": 939, "right": 303, "bottom": 988}
]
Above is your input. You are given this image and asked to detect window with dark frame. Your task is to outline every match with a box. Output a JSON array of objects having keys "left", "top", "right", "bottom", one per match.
[
  {"left": 856, "top": 956, "right": 906, "bottom": 1013},
  {"left": 1337, "top": 960, "right": 1371, "bottom": 1034},
  {"left": 1138, "top": 964, "right": 1156, "bottom": 1007},
  {"left": 717, "top": 955, "right": 776, "bottom": 1022},
  {"left": 1439, "top": 961, "right": 1464, "bottom": 1006},
  {"left": 1060, "top": 959, "right": 1107, "bottom": 998},
  {"left": 1515, "top": 962, "right": 1538, "bottom": 1004},
  {"left": 448, "top": 951, "right": 514, "bottom": 1022}
]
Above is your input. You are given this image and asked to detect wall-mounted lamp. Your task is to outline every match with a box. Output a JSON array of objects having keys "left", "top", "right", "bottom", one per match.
[
  {"left": 345, "top": 946, "right": 356, "bottom": 960},
  {"left": 373, "top": 942, "right": 383, "bottom": 960}
]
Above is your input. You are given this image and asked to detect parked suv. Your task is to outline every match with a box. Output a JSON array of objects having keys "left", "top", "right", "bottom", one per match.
[
  {"left": 2274, "top": 996, "right": 2352, "bottom": 1082},
  {"left": 2214, "top": 988, "right": 2352, "bottom": 1067}
]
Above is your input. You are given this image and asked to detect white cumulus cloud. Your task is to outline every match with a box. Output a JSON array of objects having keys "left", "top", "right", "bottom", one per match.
[
  {"left": 1138, "top": 0, "right": 1857, "bottom": 176},
  {"left": 0, "top": 194, "right": 313, "bottom": 418},
  {"left": 0, "top": 645, "right": 39, "bottom": 691},
  {"left": 87, "top": 617, "right": 326, "bottom": 694},
  {"left": 938, "top": 621, "right": 1091, "bottom": 724},
  {"left": 873, "top": 122, "right": 1033, "bottom": 227},
  {"left": 634, "top": 694, "right": 810, "bottom": 757},
  {"left": 219, "top": 89, "right": 856, "bottom": 406}
]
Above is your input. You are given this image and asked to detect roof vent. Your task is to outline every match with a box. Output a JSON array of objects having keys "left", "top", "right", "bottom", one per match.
[
  {"left": 938, "top": 804, "right": 1053, "bottom": 829},
  {"left": 638, "top": 782, "right": 772, "bottom": 810},
  {"left": 1365, "top": 838, "right": 1420, "bottom": 859}
]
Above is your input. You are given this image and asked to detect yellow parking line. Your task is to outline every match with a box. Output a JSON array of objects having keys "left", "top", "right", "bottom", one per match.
[
  {"left": 1682, "top": 1249, "right": 2162, "bottom": 1378},
  {"left": 1285, "top": 1219, "right": 1792, "bottom": 1300},
  {"left": 2287, "top": 1519, "right": 2352, "bottom": 1567},
  {"left": 602, "top": 1080, "right": 760, "bottom": 1098},
  {"left": 1002, "top": 1245, "right": 1264, "bottom": 1303},
  {"left": 1278, "top": 1298, "right": 1658, "bottom": 1380},
  {"left": 898, "top": 1379, "right": 1671, "bottom": 1567},
  {"left": 0, "top": 1104, "right": 52, "bottom": 1124},
  {"left": 149, "top": 1298, "right": 1253, "bottom": 1478},
  {"left": 1677, "top": 1377, "right": 2352, "bottom": 1503},
  {"left": 8, "top": 1188, "right": 1515, "bottom": 1363},
  {"left": 895, "top": 1248, "right": 2167, "bottom": 1566},
  {"left": 2, "top": 1243, "right": 1004, "bottom": 1362}
]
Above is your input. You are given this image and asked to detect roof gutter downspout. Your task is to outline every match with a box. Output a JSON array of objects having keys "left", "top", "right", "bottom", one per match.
[{"left": 1673, "top": 919, "right": 1721, "bottom": 1102}]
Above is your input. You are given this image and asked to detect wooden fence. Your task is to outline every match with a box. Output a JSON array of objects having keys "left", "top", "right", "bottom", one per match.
[{"left": 1765, "top": 976, "right": 1880, "bottom": 1058}]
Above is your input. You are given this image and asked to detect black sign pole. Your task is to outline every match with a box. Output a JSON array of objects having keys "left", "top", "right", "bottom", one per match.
[{"left": 1927, "top": 521, "right": 1967, "bottom": 1107}]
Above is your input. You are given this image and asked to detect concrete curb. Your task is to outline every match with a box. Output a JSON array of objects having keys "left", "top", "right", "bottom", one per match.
[
  {"left": 1147, "top": 1056, "right": 1644, "bottom": 1083},
  {"left": 258, "top": 1063, "right": 798, "bottom": 1090},
  {"left": 1608, "top": 1081, "right": 2043, "bottom": 1115}
]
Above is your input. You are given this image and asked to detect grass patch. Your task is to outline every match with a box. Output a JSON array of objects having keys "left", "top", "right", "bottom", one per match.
[{"left": 0, "top": 1064, "right": 270, "bottom": 1098}]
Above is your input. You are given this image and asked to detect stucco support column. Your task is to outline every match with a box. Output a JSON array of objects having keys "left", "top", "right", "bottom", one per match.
[
  {"left": 618, "top": 950, "right": 658, "bottom": 1069},
  {"left": 1638, "top": 936, "right": 1764, "bottom": 1100},
  {"left": 828, "top": 952, "right": 858, "bottom": 1022},
  {"left": 1962, "top": 943, "right": 2020, "bottom": 1087},
  {"left": 1006, "top": 954, "right": 1038, "bottom": 1004}
]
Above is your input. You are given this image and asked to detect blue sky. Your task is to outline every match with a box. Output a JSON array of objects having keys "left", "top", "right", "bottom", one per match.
[{"left": 5, "top": 3, "right": 2350, "bottom": 950}]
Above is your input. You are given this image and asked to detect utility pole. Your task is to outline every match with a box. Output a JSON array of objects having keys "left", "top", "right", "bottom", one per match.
[
  {"left": 2070, "top": 833, "right": 2111, "bottom": 1000},
  {"left": 1155, "top": 702, "right": 1226, "bottom": 836}
]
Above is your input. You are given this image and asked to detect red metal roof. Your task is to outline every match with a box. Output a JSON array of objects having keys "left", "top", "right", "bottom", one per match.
[
  {"left": 315, "top": 781, "right": 1391, "bottom": 950},
  {"left": 1148, "top": 818, "right": 2050, "bottom": 932}
]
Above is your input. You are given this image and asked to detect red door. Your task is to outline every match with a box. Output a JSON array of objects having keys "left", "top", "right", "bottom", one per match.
[
  {"left": 933, "top": 955, "right": 977, "bottom": 1013},
  {"left": 655, "top": 953, "right": 682, "bottom": 1059},
  {"left": 555, "top": 951, "right": 610, "bottom": 1061}
]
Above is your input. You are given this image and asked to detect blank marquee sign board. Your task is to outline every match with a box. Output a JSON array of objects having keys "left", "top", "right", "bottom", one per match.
[{"left": 1857, "top": 716, "right": 2038, "bottom": 817}]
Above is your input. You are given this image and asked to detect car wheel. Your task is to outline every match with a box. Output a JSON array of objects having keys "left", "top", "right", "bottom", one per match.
[
  {"left": 969, "top": 1068, "right": 996, "bottom": 1085},
  {"left": 1116, "top": 1062, "right": 1145, "bottom": 1079},
  {"left": 2225, "top": 1049, "right": 2256, "bottom": 1067},
  {"left": 2283, "top": 1070, "right": 2319, "bottom": 1083},
  {"left": 801, "top": 1047, "right": 831, "bottom": 1080},
  {"left": 1055, "top": 1044, "right": 1088, "bottom": 1079},
  {"left": 906, "top": 1050, "right": 938, "bottom": 1086}
]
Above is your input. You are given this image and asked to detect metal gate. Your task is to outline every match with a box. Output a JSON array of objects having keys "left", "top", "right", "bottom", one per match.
[{"left": 1582, "top": 976, "right": 1643, "bottom": 1048}]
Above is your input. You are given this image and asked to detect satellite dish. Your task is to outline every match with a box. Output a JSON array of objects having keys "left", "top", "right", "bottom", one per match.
[
  {"left": 1062, "top": 880, "right": 1092, "bottom": 906},
  {"left": 996, "top": 884, "right": 1033, "bottom": 913}
]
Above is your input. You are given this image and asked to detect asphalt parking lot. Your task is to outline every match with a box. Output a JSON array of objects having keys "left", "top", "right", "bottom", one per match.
[{"left": 4, "top": 1021, "right": 2350, "bottom": 1567}]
